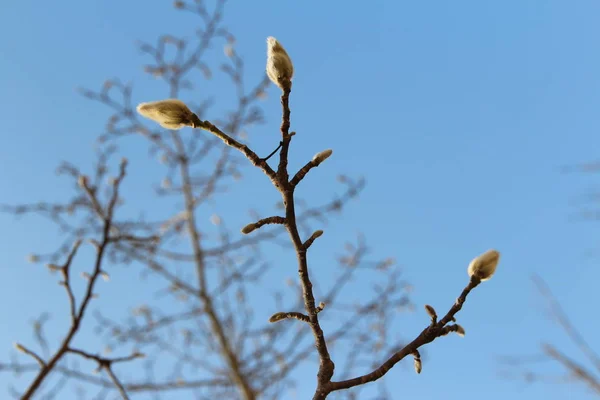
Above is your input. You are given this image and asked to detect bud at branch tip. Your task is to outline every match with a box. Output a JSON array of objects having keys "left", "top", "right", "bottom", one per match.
[
  {"left": 313, "top": 149, "right": 333, "bottom": 164},
  {"left": 136, "top": 99, "right": 201, "bottom": 130},
  {"left": 467, "top": 249, "right": 500, "bottom": 281},
  {"left": 266, "top": 37, "right": 294, "bottom": 91}
]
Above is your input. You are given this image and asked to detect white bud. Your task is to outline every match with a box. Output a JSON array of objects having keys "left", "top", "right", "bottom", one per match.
[
  {"left": 136, "top": 99, "right": 200, "bottom": 130},
  {"left": 266, "top": 37, "right": 294, "bottom": 90},
  {"left": 414, "top": 358, "right": 422, "bottom": 374},
  {"left": 467, "top": 249, "right": 500, "bottom": 281},
  {"left": 312, "top": 149, "right": 333, "bottom": 164}
]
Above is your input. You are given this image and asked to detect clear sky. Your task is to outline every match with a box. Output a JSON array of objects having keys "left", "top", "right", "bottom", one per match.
[{"left": 1, "top": 0, "right": 599, "bottom": 399}]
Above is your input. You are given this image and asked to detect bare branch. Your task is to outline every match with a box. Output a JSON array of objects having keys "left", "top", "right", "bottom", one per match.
[
  {"left": 240, "top": 216, "right": 286, "bottom": 235},
  {"left": 323, "top": 277, "right": 481, "bottom": 396},
  {"left": 543, "top": 344, "right": 600, "bottom": 395},
  {"left": 13, "top": 344, "right": 46, "bottom": 369},
  {"left": 268, "top": 312, "right": 310, "bottom": 324},
  {"left": 533, "top": 274, "right": 600, "bottom": 372}
]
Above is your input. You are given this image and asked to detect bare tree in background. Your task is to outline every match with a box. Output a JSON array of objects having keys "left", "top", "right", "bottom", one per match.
[
  {"left": 499, "top": 276, "right": 600, "bottom": 396},
  {"left": 0, "top": 1, "right": 501, "bottom": 399},
  {"left": 497, "top": 163, "right": 600, "bottom": 397}
]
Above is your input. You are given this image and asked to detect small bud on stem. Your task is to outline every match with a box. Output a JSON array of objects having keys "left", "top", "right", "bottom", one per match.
[
  {"left": 412, "top": 350, "right": 422, "bottom": 374},
  {"left": 266, "top": 37, "right": 294, "bottom": 91},
  {"left": 312, "top": 149, "right": 333, "bottom": 164},
  {"left": 424, "top": 304, "right": 437, "bottom": 323}
]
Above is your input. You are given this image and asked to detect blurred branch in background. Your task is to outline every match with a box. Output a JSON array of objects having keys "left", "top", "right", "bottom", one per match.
[{"left": 499, "top": 274, "right": 600, "bottom": 396}]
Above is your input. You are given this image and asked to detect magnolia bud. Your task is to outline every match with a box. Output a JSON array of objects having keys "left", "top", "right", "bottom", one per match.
[
  {"left": 414, "top": 358, "right": 422, "bottom": 374},
  {"left": 424, "top": 304, "right": 437, "bottom": 321},
  {"left": 136, "top": 99, "right": 201, "bottom": 130},
  {"left": 312, "top": 149, "right": 333, "bottom": 164},
  {"left": 266, "top": 37, "right": 294, "bottom": 90},
  {"left": 467, "top": 249, "right": 500, "bottom": 281}
]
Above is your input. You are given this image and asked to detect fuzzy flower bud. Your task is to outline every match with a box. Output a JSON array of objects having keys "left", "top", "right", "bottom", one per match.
[
  {"left": 467, "top": 249, "right": 500, "bottom": 281},
  {"left": 266, "top": 37, "right": 294, "bottom": 90},
  {"left": 412, "top": 350, "right": 422, "bottom": 374},
  {"left": 312, "top": 149, "right": 333, "bottom": 164},
  {"left": 424, "top": 304, "right": 437, "bottom": 321},
  {"left": 136, "top": 99, "right": 201, "bottom": 130},
  {"left": 414, "top": 357, "right": 422, "bottom": 374}
]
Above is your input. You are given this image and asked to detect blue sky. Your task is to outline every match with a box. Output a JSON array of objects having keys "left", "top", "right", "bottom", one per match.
[{"left": 1, "top": 0, "right": 600, "bottom": 399}]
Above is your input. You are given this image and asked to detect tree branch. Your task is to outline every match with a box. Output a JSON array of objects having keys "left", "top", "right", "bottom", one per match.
[
  {"left": 20, "top": 159, "right": 129, "bottom": 399},
  {"left": 322, "top": 277, "right": 481, "bottom": 396}
]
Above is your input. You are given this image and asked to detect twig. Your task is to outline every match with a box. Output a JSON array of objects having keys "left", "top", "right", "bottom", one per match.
[
  {"left": 58, "top": 240, "right": 83, "bottom": 324},
  {"left": 13, "top": 344, "right": 46, "bottom": 368},
  {"left": 543, "top": 344, "right": 600, "bottom": 395},
  {"left": 261, "top": 141, "right": 283, "bottom": 162},
  {"left": 67, "top": 347, "right": 144, "bottom": 400},
  {"left": 268, "top": 311, "right": 310, "bottom": 323},
  {"left": 290, "top": 152, "right": 332, "bottom": 187},
  {"left": 20, "top": 159, "right": 128, "bottom": 399},
  {"left": 195, "top": 119, "right": 277, "bottom": 184},
  {"left": 533, "top": 274, "right": 600, "bottom": 373},
  {"left": 320, "top": 277, "right": 481, "bottom": 397},
  {"left": 241, "top": 216, "right": 286, "bottom": 235},
  {"left": 303, "top": 230, "right": 324, "bottom": 250}
]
